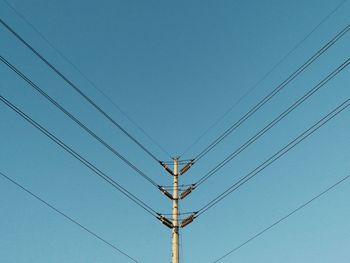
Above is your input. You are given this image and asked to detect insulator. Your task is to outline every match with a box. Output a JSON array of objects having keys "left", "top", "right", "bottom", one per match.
[
  {"left": 180, "top": 186, "right": 193, "bottom": 199},
  {"left": 180, "top": 214, "right": 195, "bottom": 228},
  {"left": 180, "top": 161, "right": 193, "bottom": 175},
  {"left": 159, "top": 215, "right": 173, "bottom": 229},
  {"left": 160, "top": 162, "right": 174, "bottom": 176},
  {"left": 164, "top": 166, "right": 174, "bottom": 176},
  {"left": 159, "top": 187, "right": 174, "bottom": 200}
]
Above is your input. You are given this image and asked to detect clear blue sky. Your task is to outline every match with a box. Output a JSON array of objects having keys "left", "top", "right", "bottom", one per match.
[{"left": 1, "top": 0, "right": 350, "bottom": 262}]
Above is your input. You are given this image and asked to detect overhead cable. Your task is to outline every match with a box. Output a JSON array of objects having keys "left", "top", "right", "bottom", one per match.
[
  {"left": 0, "top": 17, "right": 162, "bottom": 164},
  {"left": 0, "top": 95, "right": 159, "bottom": 218},
  {"left": 197, "top": 98, "right": 350, "bottom": 216},
  {"left": 0, "top": 170, "right": 140, "bottom": 263},
  {"left": 212, "top": 173, "right": 350, "bottom": 262},
  {"left": 194, "top": 58, "right": 350, "bottom": 187},
  {"left": 0, "top": 55, "right": 160, "bottom": 189},
  {"left": 192, "top": 23, "right": 350, "bottom": 163},
  {"left": 179, "top": 0, "right": 348, "bottom": 158},
  {"left": 1, "top": 0, "right": 171, "bottom": 159}
]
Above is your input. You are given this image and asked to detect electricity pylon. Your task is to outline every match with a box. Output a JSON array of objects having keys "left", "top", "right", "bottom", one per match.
[{"left": 158, "top": 158, "right": 196, "bottom": 263}]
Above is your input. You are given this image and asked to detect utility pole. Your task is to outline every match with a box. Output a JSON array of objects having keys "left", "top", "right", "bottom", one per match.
[
  {"left": 158, "top": 158, "right": 196, "bottom": 263},
  {"left": 172, "top": 158, "right": 179, "bottom": 263}
]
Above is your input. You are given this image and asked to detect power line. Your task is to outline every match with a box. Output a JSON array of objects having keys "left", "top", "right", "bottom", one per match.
[
  {"left": 190, "top": 22, "right": 350, "bottom": 163},
  {"left": 194, "top": 59, "right": 350, "bottom": 187},
  {"left": 197, "top": 98, "right": 350, "bottom": 216},
  {"left": 179, "top": 0, "right": 348, "bottom": 158},
  {"left": 1, "top": 0, "right": 172, "bottom": 159},
  {"left": 212, "top": 173, "right": 350, "bottom": 262},
  {"left": 0, "top": 55, "right": 161, "bottom": 190},
  {"left": 0, "top": 17, "right": 162, "bottom": 164},
  {"left": 0, "top": 95, "right": 159, "bottom": 218},
  {"left": 0, "top": 170, "right": 140, "bottom": 263}
]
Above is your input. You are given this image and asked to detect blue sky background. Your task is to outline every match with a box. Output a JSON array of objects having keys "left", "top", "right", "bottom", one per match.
[{"left": 1, "top": 0, "right": 350, "bottom": 262}]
